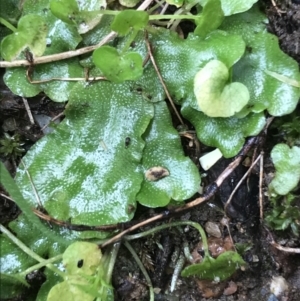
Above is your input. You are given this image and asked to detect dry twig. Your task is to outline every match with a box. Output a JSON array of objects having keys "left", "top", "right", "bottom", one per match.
[
  {"left": 259, "top": 152, "right": 264, "bottom": 220},
  {"left": 224, "top": 153, "right": 262, "bottom": 216},
  {"left": 22, "top": 97, "right": 35, "bottom": 125}
]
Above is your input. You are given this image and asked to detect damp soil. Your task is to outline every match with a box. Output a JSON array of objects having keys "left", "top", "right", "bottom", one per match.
[{"left": 1, "top": 1, "right": 300, "bottom": 300}]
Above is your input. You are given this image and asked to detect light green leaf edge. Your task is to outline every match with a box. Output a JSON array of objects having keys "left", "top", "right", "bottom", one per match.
[{"left": 269, "top": 144, "right": 300, "bottom": 195}]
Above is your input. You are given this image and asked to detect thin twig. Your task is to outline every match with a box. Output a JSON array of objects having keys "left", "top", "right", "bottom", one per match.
[
  {"left": 0, "top": 192, "right": 15, "bottom": 202},
  {"left": 0, "top": 0, "right": 154, "bottom": 68},
  {"left": 27, "top": 74, "right": 107, "bottom": 84},
  {"left": 224, "top": 153, "right": 262, "bottom": 215},
  {"left": 265, "top": 226, "right": 300, "bottom": 254},
  {"left": 32, "top": 208, "right": 120, "bottom": 231},
  {"left": 20, "top": 160, "right": 43, "bottom": 208},
  {"left": 270, "top": 241, "right": 300, "bottom": 254},
  {"left": 124, "top": 241, "right": 154, "bottom": 301},
  {"left": 144, "top": 31, "right": 184, "bottom": 125},
  {"left": 22, "top": 97, "right": 35, "bottom": 125},
  {"left": 259, "top": 152, "right": 264, "bottom": 220},
  {"left": 271, "top": 0, "right": 286, "bottom": 14}
]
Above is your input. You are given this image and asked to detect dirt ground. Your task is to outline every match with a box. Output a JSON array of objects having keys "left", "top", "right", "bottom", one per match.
[{"left": 1, "top": 1, "right": 300, "bottom": 301}]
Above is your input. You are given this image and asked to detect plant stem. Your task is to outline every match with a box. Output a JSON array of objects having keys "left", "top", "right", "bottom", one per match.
[
  {"left": 124, "top": 241, "right": 154, "bottom": 301},
  {"left": 125, "top": 221, "right": 209, "bottom": 256},
  {"left": 106, "top": 243, "right": 121, "bottom": 281},
  {"left": 18, "top": 254, "right": 63, "bottom": 277},
  {"left": 0, "top": 17, "right": 17, "bottom": 32},
  {"left": 96, "top": 242, "right": 121, "bottom": 300},
  {"left": 149, "top": 14, "right": 199, "bottom": 21},
  {"left": 0, "top": 224, "right": 65, "bottom": 278},
  {"left": 120, "top": 29, "right": 139, "bottom": 55}
]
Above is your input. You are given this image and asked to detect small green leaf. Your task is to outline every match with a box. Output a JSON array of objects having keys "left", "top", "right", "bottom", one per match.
[
  {"left": 137, "top": 101, "right": 201, "bottom": 207},
  {"left": 110, "top": 10, "right": 149, "bottom": 36},
  {"left": 1, "top": 14, "right": 47, "bottom": 61},
  {"left": 63, "top": 242, "right": 101, "bottom": 276},
  {"left": 93, "top": 46, "right": 143, "bottom": 83},
  {"left": 269, "top": 144, "right": 300, "bottom": 195},
  {"left": 181, "top": 251, "right": 246, "bottom": 281},
  {"left": 50, "top": 0, "right": 79, "bottom": 24},
  {"left": 195, "top": 0, "right": 224, "bottom": 38},
  {"left": 194, "top": 60, "right": 249, "bottom": 117},
  {"left": 199, "top": 0, "right": 258, "bottom": 16},
  {"left": 50, "top": 0, "right": 106, "bottom": 34}
]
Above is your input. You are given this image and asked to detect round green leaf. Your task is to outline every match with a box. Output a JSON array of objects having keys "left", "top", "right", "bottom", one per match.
[
  {"left": 110, "top": 10, "right": 149, "bottom": 36},
  {"left": 93, "top": 46, "right": 143, "bottom": 83},
  {"left": 63, "top": 242, "right": 101, "bottom": 276},
  {"left": 269, "top": 144, "right": 300, "bottom": 195},
  {"left": 194, "top": 60, "right": 249, "bottom": 117},
  {"left": 1, "top": 14, "right": 47, "bottom": 61}
]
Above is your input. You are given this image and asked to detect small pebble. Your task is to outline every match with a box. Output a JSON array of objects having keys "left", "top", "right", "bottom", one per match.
[
  {"left": 205, "top": 221, "right": 222, "bottom": 238},
  {"left": 270, "top": 276, "right": 288, "bottom": 297}
]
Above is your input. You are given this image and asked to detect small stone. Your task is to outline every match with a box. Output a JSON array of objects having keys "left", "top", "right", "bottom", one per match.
[
  {"left": 270, "top": 276, "right": 289, "bottom": 297},
  {"left": 205, "top": 221, "right": 222, "bottom": 238},
  {"left": 252, "top": 255, "right": 259, "bottom": 262}
]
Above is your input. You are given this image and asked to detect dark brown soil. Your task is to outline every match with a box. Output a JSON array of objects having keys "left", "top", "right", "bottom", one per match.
[{"left": 1, "top": 1, "right": 300, "bottom": 301}]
